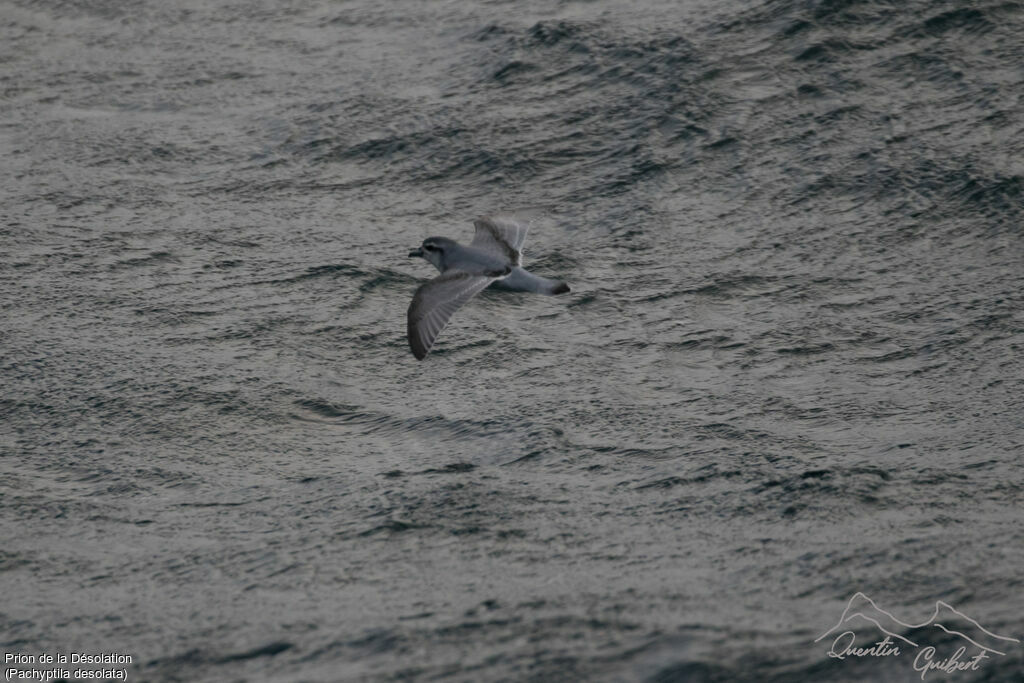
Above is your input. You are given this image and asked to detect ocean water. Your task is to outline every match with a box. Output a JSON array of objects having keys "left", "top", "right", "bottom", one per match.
[{"left": 1, "top": 0, "right": 1022, "bottom": 681}]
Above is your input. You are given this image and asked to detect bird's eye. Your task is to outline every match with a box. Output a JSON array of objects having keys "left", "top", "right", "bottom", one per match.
[{"left": 423, "top": 244, "right": 435, "bottom": 251}]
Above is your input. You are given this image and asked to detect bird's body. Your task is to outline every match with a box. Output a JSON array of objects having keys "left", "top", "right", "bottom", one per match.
[{"left": 406, "top": 213, "right": 570, "bottom": 360}]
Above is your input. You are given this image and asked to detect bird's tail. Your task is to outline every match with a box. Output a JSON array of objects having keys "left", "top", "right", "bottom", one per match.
[
  {"left": 492, "top": 269, "right": 571, "bottom": 295},
  {"left": 545, "top": 279, "right": 571, "bottom": 295},
  {"left": 528, "top": 274, "right": 570, "bottom": 295}
]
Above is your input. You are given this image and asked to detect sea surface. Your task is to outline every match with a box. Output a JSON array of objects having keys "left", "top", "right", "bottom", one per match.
[{"left": 1, "top": 0, "right": 1022, "bottom": 681}]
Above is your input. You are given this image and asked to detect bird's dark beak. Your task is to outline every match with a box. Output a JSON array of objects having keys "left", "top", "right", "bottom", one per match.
[{"left": 409, "top": 247, "right": 423, "bottom": 258}]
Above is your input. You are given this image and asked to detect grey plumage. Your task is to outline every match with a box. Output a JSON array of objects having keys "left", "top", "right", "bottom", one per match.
[{"left": 406, "top": 213, "right": 570, "bottom": 360}]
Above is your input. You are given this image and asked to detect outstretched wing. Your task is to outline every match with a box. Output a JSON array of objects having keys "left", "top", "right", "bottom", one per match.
[
  {"left": 471, "top": 212, "right": 535, "bottom": 266},
  {"left": 407, "top": 270, "right": 507, "bottom": 360}
]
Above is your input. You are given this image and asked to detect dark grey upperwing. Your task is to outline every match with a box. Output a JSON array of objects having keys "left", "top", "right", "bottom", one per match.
[
  {"left": 471, "top": 213, "right": 533, "bottom": 267},
  {"left": 407, "top": 269, "right": 509, "bottom": 360}
]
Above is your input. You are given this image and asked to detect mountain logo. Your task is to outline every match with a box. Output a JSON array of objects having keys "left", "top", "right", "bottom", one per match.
[{"left": 816, "top": 592, "right": 1019, "bottom": 678}]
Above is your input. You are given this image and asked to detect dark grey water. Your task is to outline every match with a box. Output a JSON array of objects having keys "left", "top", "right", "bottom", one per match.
[{"left": 2, "top": 0, "right": 1022, "bottom": 681}]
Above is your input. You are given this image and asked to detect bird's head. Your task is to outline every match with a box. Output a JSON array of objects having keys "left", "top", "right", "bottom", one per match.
[{"left": 408, "top": 236, "right": 456, "bottom": 272}]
